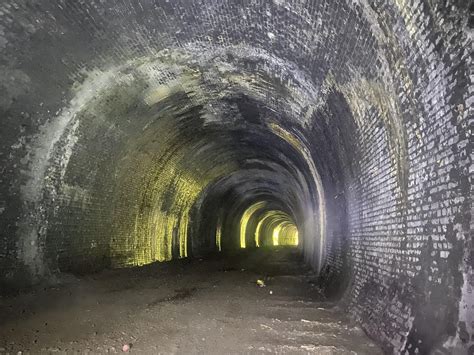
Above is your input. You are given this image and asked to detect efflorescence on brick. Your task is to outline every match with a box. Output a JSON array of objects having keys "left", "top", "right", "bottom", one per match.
[{"left": 0, "top": 0, "right": 471, "bottom": 353}]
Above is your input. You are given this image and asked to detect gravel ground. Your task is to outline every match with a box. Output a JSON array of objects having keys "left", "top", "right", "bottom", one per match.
[{"left": 0, "top": 247, "right": 381, "bottom": 354}]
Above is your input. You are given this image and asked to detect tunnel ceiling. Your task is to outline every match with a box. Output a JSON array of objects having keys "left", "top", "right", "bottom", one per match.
[{"left": 0, "top": 0, "right": 472, "bottom": 353}]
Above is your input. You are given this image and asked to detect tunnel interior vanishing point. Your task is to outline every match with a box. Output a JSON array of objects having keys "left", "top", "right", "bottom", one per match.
[{"left": 0, "top": 0, "right": 473, "bottom": 354}]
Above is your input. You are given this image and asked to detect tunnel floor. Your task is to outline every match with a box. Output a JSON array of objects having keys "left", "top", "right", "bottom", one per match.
[{"left": 0, "top": 248, "right": 381, "bottom": 354}]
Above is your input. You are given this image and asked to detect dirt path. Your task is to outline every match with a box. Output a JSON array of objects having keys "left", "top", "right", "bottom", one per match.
[{"left": 0, "top": 248, "right": 381, "bottom": 354}]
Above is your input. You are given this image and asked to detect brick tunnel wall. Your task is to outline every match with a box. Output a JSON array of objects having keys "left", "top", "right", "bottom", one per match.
[{"left": 0, "top": 1, "right": 472, "bottom": 354}]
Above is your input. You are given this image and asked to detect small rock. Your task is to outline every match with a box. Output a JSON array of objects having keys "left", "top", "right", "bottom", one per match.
[{"left": 122, "top": 344, "right": 130, "bottom": 352}]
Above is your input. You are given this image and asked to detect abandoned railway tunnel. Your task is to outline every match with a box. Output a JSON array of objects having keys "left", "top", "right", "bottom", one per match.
[{"left": 0, "top": 0, "right": 472, "bottom": 353}]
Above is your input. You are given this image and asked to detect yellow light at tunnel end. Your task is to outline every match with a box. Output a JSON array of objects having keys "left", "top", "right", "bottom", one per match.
[{"left": 239, "top": 203, "right": 299, "bottom": 248}]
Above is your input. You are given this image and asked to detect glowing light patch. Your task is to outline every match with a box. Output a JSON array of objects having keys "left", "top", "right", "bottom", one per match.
[
  {"left": 240, "top": 201, "right": 267, "bottom": 248},
  {"left": 255, "top": 212, "right": 274, "bottom": 247},
  {"left": 272, "top": 223, "right": 283, "bottom": 246},
  {"left": 254, "top": 209, "right": 299, "bottom": 247},
  {"left": 216, "top": 219, "right": 222, "bottom": 252},
  {"left": 279, "top": 224, "right": 299, "bottom": 246},
  {"left": 120, "top": 140, "right": 239, "bottom": 267}
]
